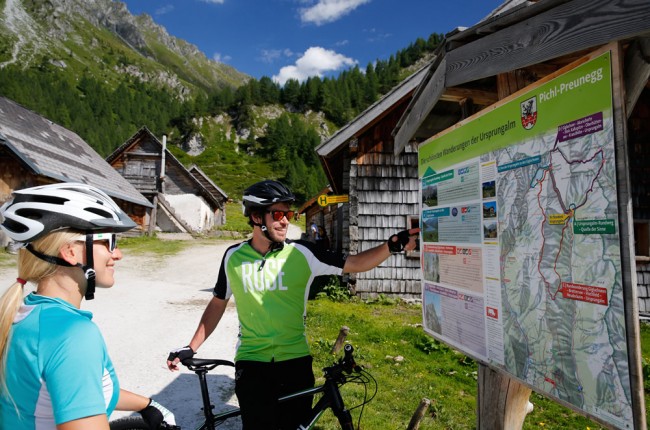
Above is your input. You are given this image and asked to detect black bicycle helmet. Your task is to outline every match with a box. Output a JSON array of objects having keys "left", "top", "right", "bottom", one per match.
[
  {"left": 0, "top": 182, "right": 136, "bottom": 300},
  {"left": 0, "top": 182, "right": 136, "bottom": 243},
  {"left": 242, "top": 180, "right": 295, "bottom": 216}
]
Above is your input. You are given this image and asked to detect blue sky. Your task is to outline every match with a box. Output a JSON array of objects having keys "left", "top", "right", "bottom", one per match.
[{"left": 120, "top": 0, "right": 503, "bottom": 85}]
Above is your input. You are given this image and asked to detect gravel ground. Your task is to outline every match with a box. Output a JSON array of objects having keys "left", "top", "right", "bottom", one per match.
[{"left": 0, "top": 224, "right": 303, "bottom": 429}]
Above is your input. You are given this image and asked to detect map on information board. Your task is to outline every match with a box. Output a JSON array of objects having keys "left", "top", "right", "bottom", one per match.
[{"left": 418, "top": 52, "right": 633, "bottom": 428}]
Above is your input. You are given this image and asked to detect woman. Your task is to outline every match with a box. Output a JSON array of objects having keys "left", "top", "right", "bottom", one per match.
[{"left": 0, "top": 183, "right": 174, "bottom": 429}]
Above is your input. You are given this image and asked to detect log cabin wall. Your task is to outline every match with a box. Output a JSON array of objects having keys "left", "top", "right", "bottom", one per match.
[
  {"left": 347, "top": 110, "right": 421, "bottom": 298},
  {"left": 0, "top": 150, "right": 39, "bottom": 203}
]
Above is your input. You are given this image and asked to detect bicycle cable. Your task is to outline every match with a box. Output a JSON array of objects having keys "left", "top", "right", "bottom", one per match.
[{"left": 339, "top": 367, "right": 378, "bottom": 429}]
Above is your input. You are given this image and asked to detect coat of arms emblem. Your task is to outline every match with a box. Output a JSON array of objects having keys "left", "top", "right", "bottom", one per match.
[{"left": 520, "top": 96, "right": 537, "bottom": 130}]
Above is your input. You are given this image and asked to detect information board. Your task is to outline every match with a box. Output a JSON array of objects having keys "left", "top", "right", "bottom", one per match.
[{"left": 418, "top": 52, "right": 634, "bottom": 428}]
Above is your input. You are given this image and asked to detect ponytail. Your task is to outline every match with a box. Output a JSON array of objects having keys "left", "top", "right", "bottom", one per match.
[
  {"left": 0, "top": 281, "right": 25, "bottom": 395},
  {"left": 0, "top": 229, "right": 79, "bottom": 394}
]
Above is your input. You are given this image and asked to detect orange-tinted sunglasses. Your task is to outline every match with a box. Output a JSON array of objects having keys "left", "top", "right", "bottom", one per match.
[{"left": 267, "top": 210, "right": 295, "bottom": 221}]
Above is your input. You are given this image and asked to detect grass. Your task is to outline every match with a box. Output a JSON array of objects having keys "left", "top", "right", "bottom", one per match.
[
  {"left": 306, "top": 298, "right": 647, "bottom": 429},
  {"left": 0, "top": 248, "right": 17, "bottom": 268},
  {"left": 216, "top": 200, "right": 306, "bottom": 235},
  {"left": 117, "top": 235, "right": 191, "bottom": 256},
  {"left": 216, "top": 201, "right": 253, "bottom": 234}
]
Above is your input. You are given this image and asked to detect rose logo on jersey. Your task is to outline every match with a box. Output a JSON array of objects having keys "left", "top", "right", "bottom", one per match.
[{"left": 520, "top": 96, "right": 537, "bottom": 130}]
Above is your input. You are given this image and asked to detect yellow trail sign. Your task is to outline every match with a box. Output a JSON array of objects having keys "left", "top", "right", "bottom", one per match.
[{"left": 317, "top": 194, "right": 349, "bottom": 207}]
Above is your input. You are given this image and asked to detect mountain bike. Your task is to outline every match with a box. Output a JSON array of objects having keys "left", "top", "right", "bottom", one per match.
[{"left": 109, "top": 340, "right": 376, "bottom": 429}]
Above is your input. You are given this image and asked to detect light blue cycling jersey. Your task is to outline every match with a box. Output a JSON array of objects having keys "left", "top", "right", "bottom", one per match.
[{"left": 0, "top": 294, "right": 119, "bottom": 429}]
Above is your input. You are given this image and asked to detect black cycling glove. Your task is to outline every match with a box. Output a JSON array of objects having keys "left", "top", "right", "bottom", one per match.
[
  {"left": 139, "top": 399, "right": 176, "bottom": 429},
  {"left": 167, "top": 345, "right": 195, "bottom": 363},
  {"left": 387, "top": 229, "right": 411, "bottom": 253}
]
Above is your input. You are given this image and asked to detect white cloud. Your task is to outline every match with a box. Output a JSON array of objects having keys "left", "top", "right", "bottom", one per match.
[
  {"left": 272, "top": 46, "right": 357, "bottom": 85},
  {"left": 260, "top": 49, "right": 294, "bottom": 64},
  {"left": 198, "top": 0, "right": 225, "bottom": 4},
  {"left": 155, "top": 5, "right": 174, "bottom": 15},
  {"left": 213, "top": 52, "right": 232, "bottom": 63},
  {"left": 364, "top": 27, "right": 391, "bottom": 43},
  {"left": 300, "top": 0, "right": 371, "bottom": 26}
]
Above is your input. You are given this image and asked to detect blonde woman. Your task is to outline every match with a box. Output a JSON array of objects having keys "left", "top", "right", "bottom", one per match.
[{"left": 0, "top": 183, "right": 174, "bottom": 430}]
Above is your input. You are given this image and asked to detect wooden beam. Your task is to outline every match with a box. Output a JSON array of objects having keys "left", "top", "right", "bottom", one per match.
[
  {"left": 393, "top": 56, "right": 447, "bottom": 155},
  {"left": 440, "top": 87, "right": 498, "bottom": 105},
  {"left": 624, "top": 37, "right": 650, "bottom": 117},
  {"left": 611, "top": 40, "right": 648, "bottom": 430},
  {"left": 446, "top": 0, "right": 650, "bottom": 88}
]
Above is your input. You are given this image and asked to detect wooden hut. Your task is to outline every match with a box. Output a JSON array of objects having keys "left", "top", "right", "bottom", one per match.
[
  {"left": 107, "top": 127, "right": 228, "bottom": 234},
  {"left": 315, "top": 67, "right": 429, "bottom": 298},
  {"left": 0, "top": 96, "right": 152, "bottom": 240},
  {"left": 297, "top": 186, "right": 337, "bottom": 248}
]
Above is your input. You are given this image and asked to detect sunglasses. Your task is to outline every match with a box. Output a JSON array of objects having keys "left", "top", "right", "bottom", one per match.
[
  {"left": 266, "top": 210, "right": 295, "bottom": 221},
  {"left": 75, "top": 233, "right": 118, "bottom": 253}
]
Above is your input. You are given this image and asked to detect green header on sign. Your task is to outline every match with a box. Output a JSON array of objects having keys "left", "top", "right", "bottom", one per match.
[{"left": 419, "top": 53, "right": 612, "bottom": 175}]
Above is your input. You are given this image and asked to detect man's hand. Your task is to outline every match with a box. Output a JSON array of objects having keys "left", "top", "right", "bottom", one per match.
[
  {"left": 387, "top": 228, "right": 420, "bottom": 253},
  {"left": 138, "top": 399, "right": 176, "bottom": 428},
  {"left": 166, "top": 345, "right": 195, "bottom": 371}
]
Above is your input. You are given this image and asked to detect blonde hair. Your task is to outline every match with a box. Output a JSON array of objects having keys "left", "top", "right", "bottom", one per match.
[{"left": 0, "top": 229, "right": 81, "bottom": 395}]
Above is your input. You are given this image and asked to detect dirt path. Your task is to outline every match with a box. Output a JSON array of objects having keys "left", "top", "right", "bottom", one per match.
[{"left": 88, "top": 240, "right": 244, "bottom": 428}]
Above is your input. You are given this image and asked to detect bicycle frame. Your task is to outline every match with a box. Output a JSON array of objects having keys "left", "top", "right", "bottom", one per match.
[
  {"left": 192, "top": 366, "right": 353, "bottom": 430},
  {"left": 187, "top": 344, "right": 364, "bottom": 430},
  {"left": 279, "top": 379, "right": 354, "bottom": 430}
]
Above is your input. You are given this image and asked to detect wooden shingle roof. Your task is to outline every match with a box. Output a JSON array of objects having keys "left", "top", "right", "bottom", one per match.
[
  {"left": 188, "top": 165, "right": 228, "bottom": 201},
  {"left": 0, "top": 97, "right": 151, "bottom": 207}
]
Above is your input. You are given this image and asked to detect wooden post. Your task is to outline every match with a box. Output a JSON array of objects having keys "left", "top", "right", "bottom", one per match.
[
  {"left": 406, "top": 398, "right": 431, "bottom": 430},
  {"left": 148, "top": 194, "right": 158, "bottom": 236},
  {"left": 476, "top": 364, "right": 533, "bottom": 430},
  {"left": 331, "top": 325, "right": 349, "bottom": 354}
]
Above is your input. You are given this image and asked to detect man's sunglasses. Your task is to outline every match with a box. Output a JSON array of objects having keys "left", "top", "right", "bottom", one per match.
[
  {"left": 75, "top": 233, "right": 118, "bottom": 253},
  {"left": 266, "top": 210, "right": 295, "bottom": 221}
]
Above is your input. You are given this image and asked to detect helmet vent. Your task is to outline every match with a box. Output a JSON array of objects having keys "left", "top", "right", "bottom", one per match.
[
  {"left": 15, "top": 208, "right": 44, "bottom": 220},
  {"left": 2, "top": 217, "right": 28, "bottom": 233},
  {"left": 34, "top": 195, "right": 68, "bottom": 205},
  {"left": 85, "top": 207, "right": 113, "bottom": 218}
]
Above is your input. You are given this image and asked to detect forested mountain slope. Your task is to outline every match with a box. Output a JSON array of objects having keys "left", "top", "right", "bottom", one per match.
[{"left": 0, "top": 0, "right": 442, "bottom": 201}]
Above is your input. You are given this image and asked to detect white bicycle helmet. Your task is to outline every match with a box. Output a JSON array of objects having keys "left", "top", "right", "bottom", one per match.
[
  {"left": 0, "top": 183, "right": 137, "bottom": 301},
  {"left": 0, "top": 182, "right": 136, "bottom": 243}
]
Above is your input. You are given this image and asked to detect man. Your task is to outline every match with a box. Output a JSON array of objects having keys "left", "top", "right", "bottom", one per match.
[{"left": 167, "top": 180, "right": 418, "bottom": 429}]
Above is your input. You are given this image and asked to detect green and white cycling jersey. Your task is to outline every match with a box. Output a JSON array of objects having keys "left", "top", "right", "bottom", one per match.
[
  {"left": 214, "top": 239, "right": 346, "bottom": 362},
  {"left": 0, "top": 294, "right": 119, "bottom": 429}
]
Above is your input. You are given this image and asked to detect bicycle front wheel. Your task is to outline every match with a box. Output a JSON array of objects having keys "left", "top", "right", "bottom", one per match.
[{"left": 109, "top": 416, "right": 148, "bottom": 430}]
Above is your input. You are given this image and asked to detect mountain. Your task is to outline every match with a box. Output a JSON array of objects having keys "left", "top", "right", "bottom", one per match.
[
  {"left": 0, "top": 0, "right": 442, "bottom": 201},
  {"left": 0, "top": 0, "right": 249, "bottom": 96}
]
